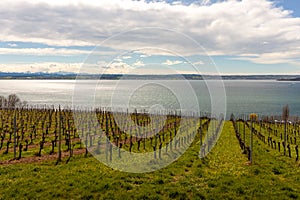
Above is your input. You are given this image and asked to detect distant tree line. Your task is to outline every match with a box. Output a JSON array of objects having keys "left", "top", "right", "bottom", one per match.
[{"left": 0, "top": 94, "right": 27, "bottom": 109}]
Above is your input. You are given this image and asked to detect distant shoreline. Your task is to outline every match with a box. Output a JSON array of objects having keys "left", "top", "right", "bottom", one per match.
[
  {"left": 0, "top": 72, "right": 299, "bottom": 80},
  {"left": 277, "top": 78, "right": 300, "bottom": 81}
]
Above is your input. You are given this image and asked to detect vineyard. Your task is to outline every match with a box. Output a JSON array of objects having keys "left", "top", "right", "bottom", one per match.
[
  {"left": 0, "top": 104, "right": 300, "bottom": 199},
  {"left": 231, "top": 113, "right": 300, "bottom": 164},
  {"left": 0, "top": 105, "right": 222, "bottom": 167}
]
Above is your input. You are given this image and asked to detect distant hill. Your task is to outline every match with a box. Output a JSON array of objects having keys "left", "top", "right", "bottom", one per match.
[
  {"left": 277, "top": 77, "right": 300, "bottom": 81},
  {"left": 0, "top": 72, "right": 299, "bottom": 80}
]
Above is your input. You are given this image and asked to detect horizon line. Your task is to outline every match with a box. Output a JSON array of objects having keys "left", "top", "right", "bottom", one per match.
[{"left": 0, "top": 71, "right": 300, "bottom": 76}]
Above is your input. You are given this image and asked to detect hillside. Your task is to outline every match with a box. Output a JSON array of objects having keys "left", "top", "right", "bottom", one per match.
[{"left": 0, "top": 121, "right": 299, "bottom": 199}]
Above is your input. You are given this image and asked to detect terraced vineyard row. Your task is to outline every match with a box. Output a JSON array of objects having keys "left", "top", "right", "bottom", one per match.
[
  {"left": 231, "top": 114, "right": 300, "bottom": 163},
  {"left": 0, "top": 106, "right": 224, "bottom": 165}
]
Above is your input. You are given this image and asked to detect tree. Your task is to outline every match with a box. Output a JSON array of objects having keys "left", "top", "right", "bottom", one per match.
[
  {"left": 7, "top": 94, "right": 21, "bottom": 108},
  {"left": 0, "top": 94, "right": 23, "bottom": 109},
  {"left": 0, "top": 96, "right": 6, "bottom": 108}
]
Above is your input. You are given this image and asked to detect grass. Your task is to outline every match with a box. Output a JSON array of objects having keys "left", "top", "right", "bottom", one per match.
[
  {"left": 0, "top": 108, "right": 209, "bottom": 161},
  {"left": 1, "top": 121, "right": 300, "bottom": 199}
]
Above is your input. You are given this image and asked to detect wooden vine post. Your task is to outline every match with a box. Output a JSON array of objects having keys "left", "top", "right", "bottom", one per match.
[
  {"left": 13, "top": 111, "right": 17, "bottom": 159},
  {"left": 57, "top": 105, "right": 62, "bottom": 164},
  {"left": 199, "top": 117, "right": 202, "bottom": 146},
  {"left": 243, "top": 114, "right": 246, "bottom": 149},
  {"left": 282, "top": 105, "right": 289, "bottom": 156},
  {"left": 249, "top": 113, "right": 258, "bottom": 165}
]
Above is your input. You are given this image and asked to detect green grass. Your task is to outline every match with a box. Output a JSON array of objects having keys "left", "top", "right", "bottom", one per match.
[{"left": 0, "top": 121, "right": 300, "bottom": 199}]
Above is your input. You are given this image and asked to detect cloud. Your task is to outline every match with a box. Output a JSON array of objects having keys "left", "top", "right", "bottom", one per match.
[
  {"left": 113, "top": 58, "right": 123, "bottom": 62},
  {"left": 0, "top": 47, "right": 118, "bottom": 57},
  {"left": 122, "top": 56, "right": 132, "bottom": 59},
  {"left": 8, "top": 43, "right": 18, "bottom": 47},
  {"left": 230, "top": 50, "right": 300, "bottom": 65},
  {"left": 103, "top": 61, "right": 133, "bottom": 74},
  {"left": 0, "top": 62, "right": 82, "bottom": 73},
  {"left": 192, "top": 61, "right": 204, "bottom": 65},
  {"left": 0, "top": 0, "right": 299, "bottom": 67},
  {"left": 133, "top": 60, "right": 145, "bottom": 67},
  {"left": 0, "top": 48, "right": 90, "bottom": 56},
  {"left": 162, "top": 59, "right": 183, "bottom": 66},
  {"left": 200, "top": 0, "right": 211, "bottom": 6},
  {"left": 0, "top": 61, "right": 120, "bottom": 74}
]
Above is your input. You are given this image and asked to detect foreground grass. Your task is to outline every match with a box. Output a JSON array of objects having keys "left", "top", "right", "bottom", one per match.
[{"left": 0, "top": 121, "right": 299, "bottom": 199}]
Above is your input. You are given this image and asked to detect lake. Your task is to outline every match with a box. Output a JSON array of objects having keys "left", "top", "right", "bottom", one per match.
[{"left": 0, "top": 79, "right": 299, "bottom": 118}]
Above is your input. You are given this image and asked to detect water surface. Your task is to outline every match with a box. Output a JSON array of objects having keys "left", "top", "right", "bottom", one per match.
[{"left": 0, "top": 79, "right": 299, "bottom": 117}]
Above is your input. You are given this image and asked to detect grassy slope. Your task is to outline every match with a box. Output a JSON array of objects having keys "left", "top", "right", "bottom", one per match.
[{"left": 0, "top": 121, "right": 299, "bottom": 199}]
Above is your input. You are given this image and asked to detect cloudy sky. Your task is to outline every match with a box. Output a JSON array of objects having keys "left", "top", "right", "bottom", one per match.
[{"left": 0, "top": 0, "right": 300, "bottom": 75}]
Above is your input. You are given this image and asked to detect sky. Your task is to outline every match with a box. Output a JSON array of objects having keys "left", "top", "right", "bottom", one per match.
[{"left": 0, "top": 0, "right": 300, "bottom": 75}]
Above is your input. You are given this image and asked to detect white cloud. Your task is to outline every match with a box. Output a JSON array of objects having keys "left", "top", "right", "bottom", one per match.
[
  {"left": 231, "top": 50, "right": 300, "bottom": 65},
  {"left": 8, "top": 43, "right": 18, "bottom": 47},
  {"left": 0, "top": 0, "right": 299, "bottom": 67},
  {"left": 192, "top": 61, "right": 204, "bottom": 65},
  {"left": 133, "top": 60, "right": 145, "bottom": 67},
  {"left": 122, "top": 56, "right": 132, "bottom": 59},
  {"left": 113, "top": 58, "right": 123, "bottom": 62},
  {"left": 103, "top": 61, "right": 133, "bottom": 74},
  {"left": 0, "top": 48, "right": 90, "bottom": 56},
  {"left": 0, "top": 47, "right": 118, "bottom": 57},
  {"left": 200, "top": 0, "right": 211, "bottom": 6},
  {"left": 162, "top": 59, "right": 183, "bottom": 66},
  {"left": 0, "top": 62, "right": 82, "bottom": 73},
  {"left": 0, "top": 61, "right": 117, "bottom": 74}
]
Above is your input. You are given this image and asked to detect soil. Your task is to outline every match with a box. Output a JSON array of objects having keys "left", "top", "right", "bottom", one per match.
[{"left": 0, "top": 148, "right": 86, "bottom": 166}]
